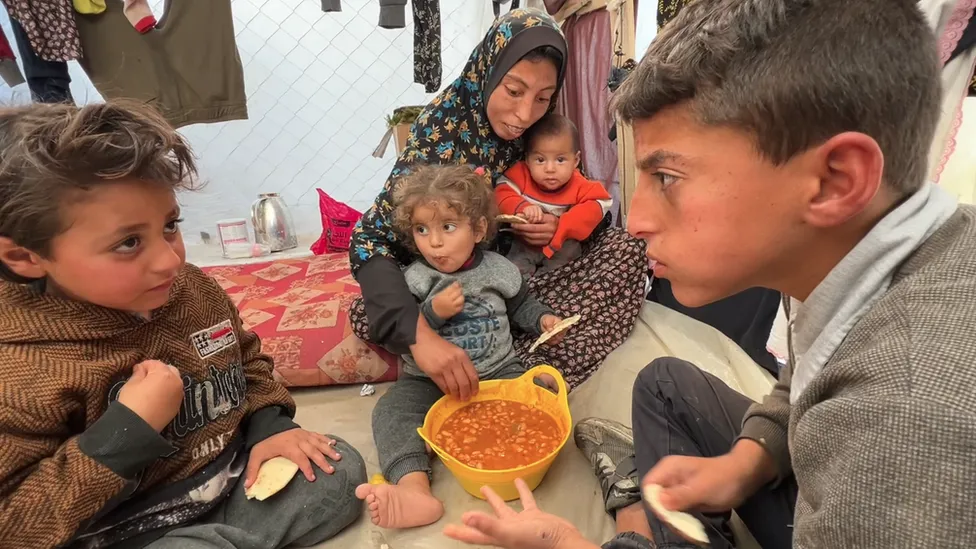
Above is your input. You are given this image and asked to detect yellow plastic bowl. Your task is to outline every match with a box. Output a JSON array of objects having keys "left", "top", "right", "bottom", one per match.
[{"left": 417, "top": 364, "right": 572, "bottom": 502}]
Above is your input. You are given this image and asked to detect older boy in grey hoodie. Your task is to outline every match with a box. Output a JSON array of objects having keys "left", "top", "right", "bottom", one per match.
[
  {"left": 571, "top": 0, "right": 976, "bottom": 547},
  {"left": 438, "top": 1, "right": 976, "bottom": 549}
]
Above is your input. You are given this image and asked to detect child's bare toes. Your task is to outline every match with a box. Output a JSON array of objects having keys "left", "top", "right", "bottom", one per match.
[{"left": 356, "top": 483, "right": 443, "bottom": 528}]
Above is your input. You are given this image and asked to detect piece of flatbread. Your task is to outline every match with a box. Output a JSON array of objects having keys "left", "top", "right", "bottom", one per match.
[
  {"left": 529, "top": 314, "right": 581, "bottom": 352},
  {"left": 245, "top": 457, "right": 300, "bottom": 501},
  {"left": 495, "top": 214, "right": 528, "bottom": 224},
  {"left": 643, "top": 484, "right": 709, "bottom": 546}
]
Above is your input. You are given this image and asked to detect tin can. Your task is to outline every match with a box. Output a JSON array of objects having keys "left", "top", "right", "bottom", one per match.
[{"left": 216, "top": 218, "right": 249, "bottom": 258}]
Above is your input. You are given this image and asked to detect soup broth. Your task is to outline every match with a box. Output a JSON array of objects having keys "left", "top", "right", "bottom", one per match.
[{"left": 434, "top": 399, "right": 562, "bottom": 470}]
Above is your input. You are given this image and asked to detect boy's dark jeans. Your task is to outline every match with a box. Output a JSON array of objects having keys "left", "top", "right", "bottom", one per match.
[
  {"left": 609, "top": 358, "right": 797, "bottom": 549},
  {"left": 136, "top": 437, "right": 365, "bottom": 548},
  {"left": 648, "top": 279, "right": 781, "bottom": 376},
  {"left": 601, "top": 532, "right": 657, "bottom": 549}
]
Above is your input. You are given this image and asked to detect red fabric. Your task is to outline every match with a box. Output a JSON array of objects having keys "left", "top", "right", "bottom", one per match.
[
  {"left": 311, "top": 189, "right": 363, "bottom": 255},
  {"left": 555, "top": 10, "right": 618, "bottom": 189},
  {"left": 496, "top": 161, "right": 611, "bottom": 256},
  {"left": 134, "top": 15, "right": 157, "bottom": 34},
  {"left": 201, "top": 254, "right": 398, "bottom": 388},
  {"left": 0, "top": 28, "right": 15, "bottom": 61},
  {"left": 544, "top": 0, "right": 568, "bottom": 12}
]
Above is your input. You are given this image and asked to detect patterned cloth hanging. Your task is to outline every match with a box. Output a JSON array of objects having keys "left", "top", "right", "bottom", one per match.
[
  {"left": 0, "top": 0, "right": 83, "bottom": 62},
  {"left": 657, "top": 0, "right": 694, "bottom": 30},
  {"left": 412, "top": 0, "right": 442, "bottom": 92},
  {"left": 946, "top": 8, "right": 976, "bottom": 95}
]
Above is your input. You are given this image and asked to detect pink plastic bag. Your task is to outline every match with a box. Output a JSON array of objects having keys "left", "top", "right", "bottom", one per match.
[{"left": 310, "top": 189, "right": 363, "bottom": 255}]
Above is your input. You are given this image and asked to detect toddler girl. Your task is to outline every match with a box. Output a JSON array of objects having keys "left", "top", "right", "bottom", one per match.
[{"left": 355, "top": 164, "right": 564, "bottom": 529}]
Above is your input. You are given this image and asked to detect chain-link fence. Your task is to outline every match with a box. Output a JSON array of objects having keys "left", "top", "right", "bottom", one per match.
[{"left": 0, "top": 0, "right": 486, "bottom": 241}]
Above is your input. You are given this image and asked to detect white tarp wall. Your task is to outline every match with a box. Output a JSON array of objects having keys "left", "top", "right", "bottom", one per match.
[
  {"left": 0, "top": 0, "right": 485, "bottom": 244},
  {"left": 2, "top": 1, "right": 971, "bottom": 247}
]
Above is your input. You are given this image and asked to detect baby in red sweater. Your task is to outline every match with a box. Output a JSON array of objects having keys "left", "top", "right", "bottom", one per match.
[{"left": 495, "top": 114, "right": 613, "bottom": 276}]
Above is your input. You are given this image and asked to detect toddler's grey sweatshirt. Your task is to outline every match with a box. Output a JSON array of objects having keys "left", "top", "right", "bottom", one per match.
[{"left": 402, "top": 249, "right": 550, "bottom": 378}]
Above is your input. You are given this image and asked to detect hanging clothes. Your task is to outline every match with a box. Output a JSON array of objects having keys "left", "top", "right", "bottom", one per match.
[
  {"left": 946, "top": 6, "right": 976, "bottom": 95},
  {"left": 412, "top": 0, "right": 441, "bottom": 92},
  {"left": 378, "top": 0, "right": 407, "bottom": 28},
  {"left": 0, "top": 26, "right": 24, "bottom": 87},
  {"left": 322, "top": 1, "right": 442, "bottom": 92},
  {"left": 72, "top": 0, "right": 106, "bottom": 15},
  {"left": 928, "top": 0, "right": 975, "bottom": 182},
  {"left": 554, "top": 9, "right": 618, "bottom": 189},
  {"left": 73, "top": 0, "right": 248, "bottom": 128},
  {"left": 657, "top": 0, "right": 692, "bottom": 30},
  {"left": 493, "top": 0, "right": 521, "bottom": 18},
  {"left": 8, "top": 17, "right": 74, "bottom": 103},
  {"left": 120, "top": 0, "right": 157, "bottom": 33},
  {"left": 375, "top": 0, "right": 442, "bottom": 93},
  {"left": 0, "top": 0, "right": 83, "bottom": 62}
]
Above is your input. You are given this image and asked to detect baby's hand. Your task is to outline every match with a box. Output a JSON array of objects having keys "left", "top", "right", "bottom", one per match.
[
  {"left": 521, "top": 205, "right": 545, "bottom": 224},
  {"left": 539, "top": 314, "right": 567, "bottom": 346},
  {"left": 432, "top": 281, "right": 465, "bottom": 320}
]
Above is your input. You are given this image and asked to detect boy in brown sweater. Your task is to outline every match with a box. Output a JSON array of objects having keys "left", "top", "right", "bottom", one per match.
[{"left": 0, "top": 102, "right": 365, "bottom": 548}]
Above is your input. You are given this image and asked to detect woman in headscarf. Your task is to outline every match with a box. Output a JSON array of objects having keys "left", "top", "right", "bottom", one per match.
[{"left": 349, "top": 9, "right": 647, "bottom": 401}]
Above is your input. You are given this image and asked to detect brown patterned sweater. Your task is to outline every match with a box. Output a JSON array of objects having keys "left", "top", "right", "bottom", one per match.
[{"left": 0, "top": 264, "right": 298, "bottom": 549}]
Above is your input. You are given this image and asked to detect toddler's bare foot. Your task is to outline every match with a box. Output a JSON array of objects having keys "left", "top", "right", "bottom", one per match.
[{"left": 354, "top": 474, "right": 444, "bottom": 528}]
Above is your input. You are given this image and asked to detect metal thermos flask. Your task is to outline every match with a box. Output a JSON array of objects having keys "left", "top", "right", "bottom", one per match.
[{"left": 251, "top": 193, "right": 298, "bottom": 252}]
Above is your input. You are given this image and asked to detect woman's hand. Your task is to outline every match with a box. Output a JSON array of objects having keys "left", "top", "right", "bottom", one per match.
[
  {"left": 245, "top": 429, "right": 341, "bottom": 487},
  {"left": 410, "top": 315, "right": 480, "bottom": 400},
  {"left": 513, "top": 214, "right": 558, "bottom": 247},
  {"left": 444, "top": 479, "right": 597, "bottom": 549}
]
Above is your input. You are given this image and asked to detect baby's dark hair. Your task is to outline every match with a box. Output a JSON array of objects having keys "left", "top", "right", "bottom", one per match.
[
  {"left": 392, "top": 164, "right": 498, "bottom": 250},
  {"left": 526, "top": 113, "right": 579, "bottom": 152},
  {"left": 0, "top": 100, "right": 198, "bottom": 283}
]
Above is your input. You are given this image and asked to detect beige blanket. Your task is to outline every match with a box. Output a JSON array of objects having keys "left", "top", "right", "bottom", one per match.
[{"left": 297, "top": 301, "right": 775, "bottom": 548}]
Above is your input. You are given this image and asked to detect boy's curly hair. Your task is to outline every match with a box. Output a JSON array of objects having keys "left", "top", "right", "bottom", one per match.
[
  {"left": 0, "top": 100, "right": 198, "bottom": 283},
  {"left": 392, "top": 164, "right": 498, "bottom": 250}
]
